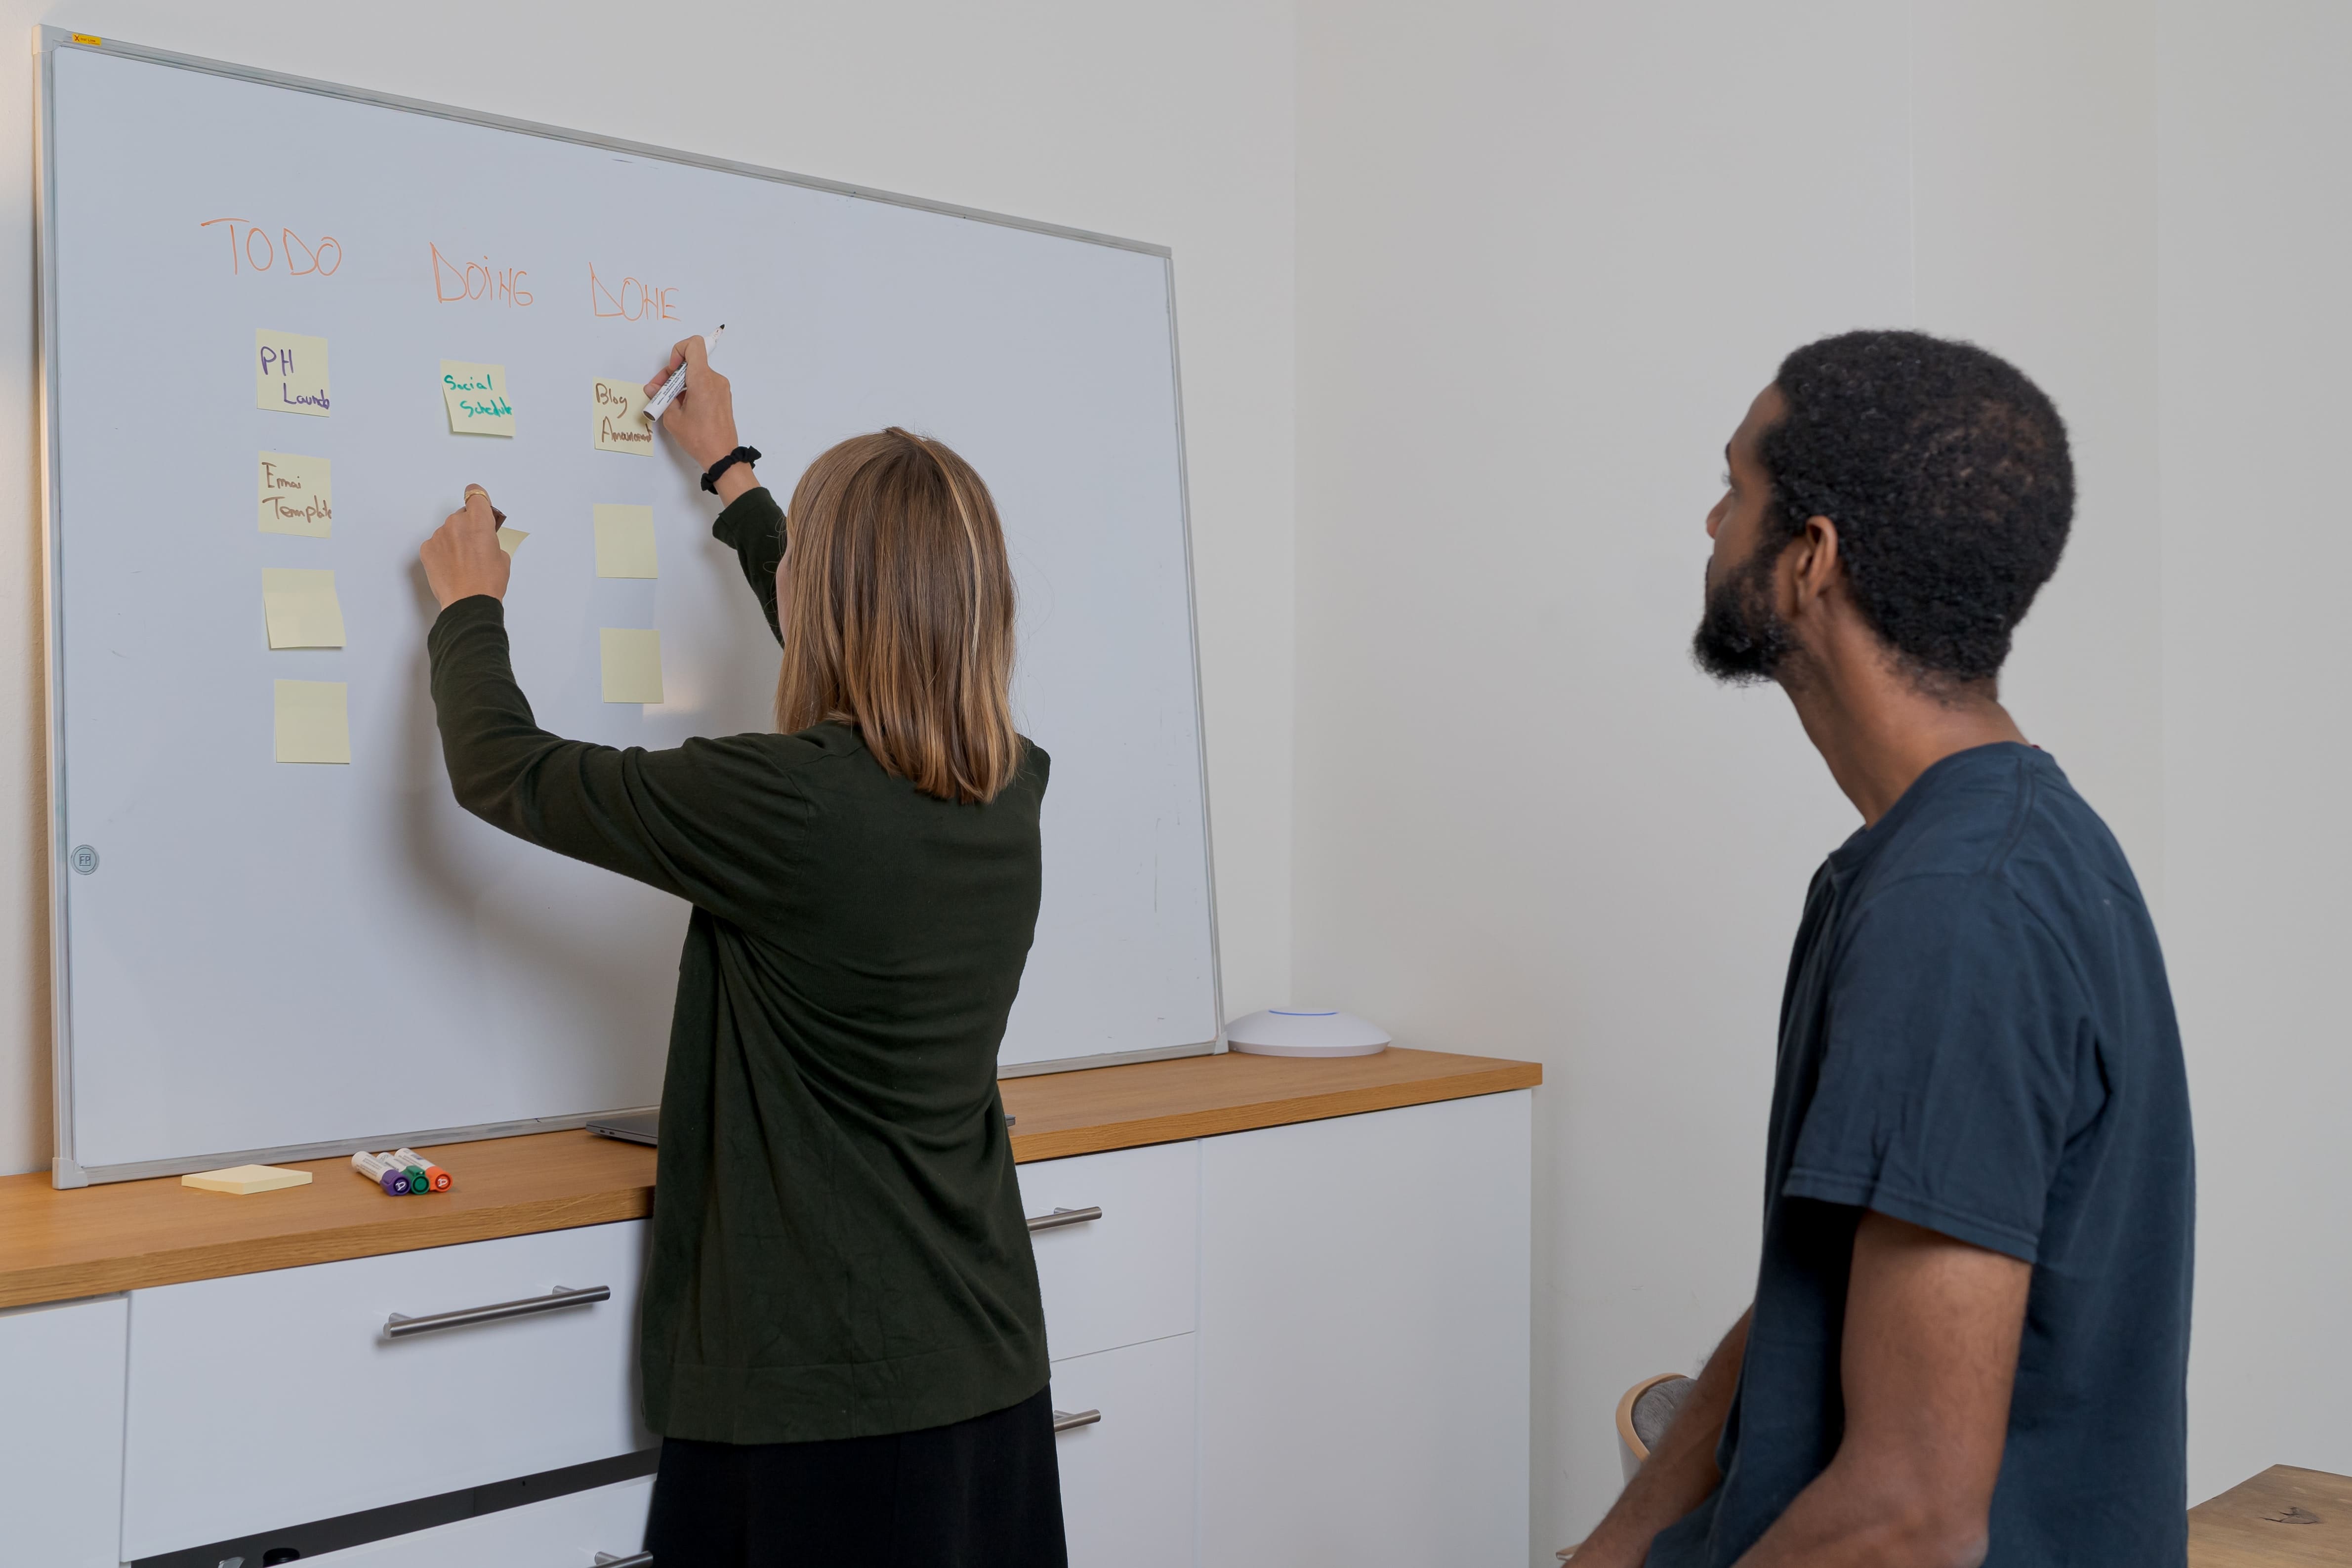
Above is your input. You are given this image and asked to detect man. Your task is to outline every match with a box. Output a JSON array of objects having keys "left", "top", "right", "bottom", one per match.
[{"left": 1574, "top": 331, "right": 2192, "bottom": 1567}]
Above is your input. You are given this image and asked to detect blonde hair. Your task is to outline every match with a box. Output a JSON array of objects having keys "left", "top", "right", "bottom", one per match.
[{"left": 774, "top": 428, "right": 1022, "bottom": 804}]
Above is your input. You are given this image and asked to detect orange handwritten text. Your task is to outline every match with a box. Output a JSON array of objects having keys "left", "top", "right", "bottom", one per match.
[
  {"left": 432, "top": 243, "right": 533, "bottom": 307},
  {"left": 201, "top": 218, "right": 342, "bottom": 277},
  {"left": 590, "top": 264, "right": 679, "bottom": 323}
]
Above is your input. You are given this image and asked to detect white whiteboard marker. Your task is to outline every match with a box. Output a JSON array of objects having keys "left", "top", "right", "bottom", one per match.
[{"left": 644, "top": 324, "right": 725, "bottom": 422}]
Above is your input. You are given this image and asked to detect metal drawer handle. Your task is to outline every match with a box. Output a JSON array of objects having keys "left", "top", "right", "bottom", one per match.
[
  {"left": 1052, "top": 1407, "right": 1103, "bottom": 1434},
  {"left": 1026, "top": 1205, "right": 1102, "bottom": 1233},
  {"left": 383, "top": 1283, "right": 610, "bottom": 1339},
  {"left": 595, "top": 1554, "right": 655, "bottom": 1567}
]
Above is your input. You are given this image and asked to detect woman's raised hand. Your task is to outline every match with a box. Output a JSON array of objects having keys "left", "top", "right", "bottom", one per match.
[
  {"left": 420, "top": 485, "right": 512, "bottom": 609},
  {"left": 646, "top": 334, "right": 741, "bottom": 471}
]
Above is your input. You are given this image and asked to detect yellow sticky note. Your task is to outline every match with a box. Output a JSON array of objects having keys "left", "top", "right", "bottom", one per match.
[
  {"left": 258, "top": 452, "right": 332, "bottom": 536},
  {"left": 274, "top": 679, "right": 350, "bottom": 763},
  {"left": 600, "top": 628, "right": 663, "bottom": 703},
  {"left": 442, "top": 360, "right": 514, "bottom": 436},
  {"left": 256, "top": 329, "right": 330, "bottom": 416},
  {"left": 593, "top": 504, "right": 658, "bottom": 578},
  {"left": 261, "top": 569, "right": 346, "bottom": 649},
  {"left": 591, "top": 378, "right": 655, "bottom": 454},
  {"left": 182, "top": 1164, "right": 313, "bottom": 1196},
  {"left": 497, "top": 527, "right": 529, "bottom": 555}
]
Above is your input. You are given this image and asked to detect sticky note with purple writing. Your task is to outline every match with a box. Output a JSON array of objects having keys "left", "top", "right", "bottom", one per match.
[{"left": 256, "top": 329, "right": 330, "bottom": 416}]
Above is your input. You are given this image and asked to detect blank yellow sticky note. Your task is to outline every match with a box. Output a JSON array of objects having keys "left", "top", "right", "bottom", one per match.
[
  {"left": 600, "top": 628, "right": 663, "bottom": 703},
  {"left": 182, "top": 1164, "right": 313, "bottom": 1196},
  {"left": 261, "top": 569, "right": 345, "bottom": 649},
  {"left": 257, "top": 329, "right": 330, "bottom": 416},
  {"left": 592, "top": 378, "right": 655, "bottom": 454},
  {"left": 442, "top": 360, "right": 514, "bottom": 436},
  {"left": 497, "top": 527, "right": 529, "bottom": 556},
  {"left": 594, "top": 504, "right": 658, "bottom": 578},
  {"left": 274, "top": 679, "right": 350, "bottom": 763},
  {"left": 258, "top": 452, "right": 332, "bottom": 536}
]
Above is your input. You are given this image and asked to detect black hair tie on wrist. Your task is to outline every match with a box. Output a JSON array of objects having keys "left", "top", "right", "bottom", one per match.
[{"left": 701, "top": 446, "right": 762, "bottom": 495}]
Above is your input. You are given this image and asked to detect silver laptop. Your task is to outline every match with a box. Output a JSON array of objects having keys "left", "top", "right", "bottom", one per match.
[{"left": 586, "top": 1109, "right": 660, "bottom": 1146}]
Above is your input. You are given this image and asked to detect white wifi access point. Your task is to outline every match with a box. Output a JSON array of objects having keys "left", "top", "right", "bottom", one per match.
[{"left": 1225, "top": 1007, "right": 1392, "bottom": 1058}]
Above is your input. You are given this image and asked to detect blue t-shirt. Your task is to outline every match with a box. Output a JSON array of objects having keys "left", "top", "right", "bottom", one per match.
[{"left": 1650, "top": 743, "right": 2193, "bottom": 1568}]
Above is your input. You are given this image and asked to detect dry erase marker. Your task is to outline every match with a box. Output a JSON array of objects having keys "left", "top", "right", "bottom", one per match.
[
  {"left": 351, "top": 1151, "right": 413, "bottom": 1195},
  {"left": 644, "top": 325, "right": 725, "bottom": 421},
  {"left": 391, "top": 1148, "right": 453, "bottom": 1193}
]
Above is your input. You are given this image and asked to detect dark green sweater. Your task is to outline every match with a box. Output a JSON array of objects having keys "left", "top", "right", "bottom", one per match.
[{"left": 426, "top": 487, "right": 1050, "bottom": 1444}]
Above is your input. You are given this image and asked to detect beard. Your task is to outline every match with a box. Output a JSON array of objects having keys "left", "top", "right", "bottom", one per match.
[{"left": 1691, "top": 542, "right": 1798, "bottom": 684}]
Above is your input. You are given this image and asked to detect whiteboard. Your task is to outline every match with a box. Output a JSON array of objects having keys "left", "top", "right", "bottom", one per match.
[{"left": 39, "top": 33, "right": 1222, "bottom": 1185}]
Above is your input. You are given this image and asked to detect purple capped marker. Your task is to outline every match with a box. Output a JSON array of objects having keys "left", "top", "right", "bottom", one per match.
[{"left": 351, "top": 1150, "right": 414, "bottom": 1195}]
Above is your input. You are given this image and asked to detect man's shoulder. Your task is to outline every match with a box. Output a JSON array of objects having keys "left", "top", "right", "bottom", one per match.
[{"left": 1864, "top": 748, "right": 2139, "bottom": 909}]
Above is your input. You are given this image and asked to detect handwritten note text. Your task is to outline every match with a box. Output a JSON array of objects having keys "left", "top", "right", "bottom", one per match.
[{"left": 256, "top": 329, "right": 330, "bottom": 416}]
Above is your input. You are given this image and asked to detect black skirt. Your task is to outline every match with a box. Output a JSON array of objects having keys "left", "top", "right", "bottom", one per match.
[{"left": 641, "top": 1387, "right": 1069, "bottom": 1568}]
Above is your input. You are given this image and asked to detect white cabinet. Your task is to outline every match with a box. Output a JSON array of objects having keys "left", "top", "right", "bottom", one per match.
[
  {"left": 1018, "top": 1139, "right": 1199, "bottom": 1360},
  {"left": 0, "top": 1294, "right": 128, "bottom": 1568},
  {"left": 32, "top": 1082, "right": 1534, "bottom": 1567},
  {"left": 123, "top": 1219, "right": 650, "bottom": 1559},
  {"left": 1197, "top": 1090, "right": 1533, "bottom": 1568},
  {"left": 1051, "top": 1332, "right": 1198, "bottom": 1568},
  {"left": 304, "top": 1474, "right": 653, "bottom": 1566}
]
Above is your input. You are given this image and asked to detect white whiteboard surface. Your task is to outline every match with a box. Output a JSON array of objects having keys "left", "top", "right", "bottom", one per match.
[{"left": 40, "top": 34, "right": 1220, "bottom": 1184}]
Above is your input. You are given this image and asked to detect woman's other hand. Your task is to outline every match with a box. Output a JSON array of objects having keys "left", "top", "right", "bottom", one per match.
[
  {"left": 421, "top": 486, "right": 512, "bottom": 609},
  {"left": 647, "top": 334, "right": 757, "bottom": 500}
]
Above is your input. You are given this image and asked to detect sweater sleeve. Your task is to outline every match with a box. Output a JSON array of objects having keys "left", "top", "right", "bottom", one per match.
[
  {"left": 711, "top": 486, "right": 787, "bottom": 646},
  {"left": 425, "top": 594, "right": 807, "bottom": 922}
]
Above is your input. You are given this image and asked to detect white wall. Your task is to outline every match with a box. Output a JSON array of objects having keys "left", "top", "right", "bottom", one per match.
[
  {"left": 2158, "top": 0, "right": 2352, "bottom": 1499},
  {"left": 0, "top": 0, "right": 1298, "bottom": 1176}
]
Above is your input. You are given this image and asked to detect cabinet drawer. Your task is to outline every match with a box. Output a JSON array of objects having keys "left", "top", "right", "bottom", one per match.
[
  {"left": 123, "top": 1221, "right": 648, "bottom": 1559},
  {"left": 0, "top": 1296, "right": 127, "bottom": 1568},
  {"left": 1051, "top": 1332, "right": 1197, "bottom": 1568},
  {"left": 1017, "top": 1139, "right": 1197, "bottom": 1360},
  {"left": 306, "top": 1474, "right": 653, "bottom": 1566}
]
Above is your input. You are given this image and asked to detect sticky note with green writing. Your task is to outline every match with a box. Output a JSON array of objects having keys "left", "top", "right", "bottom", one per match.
[{"left": 442, "top": 360, "right": 514, "bottom": 436}]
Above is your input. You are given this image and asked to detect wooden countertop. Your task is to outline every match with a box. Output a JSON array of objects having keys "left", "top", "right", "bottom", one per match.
[
  {"left": 2190, "top": 1465, "right": 2352, "bottom": 1566},
  {"left": 0, "top": 1046, "right": 1537, "bottom": 1310}
]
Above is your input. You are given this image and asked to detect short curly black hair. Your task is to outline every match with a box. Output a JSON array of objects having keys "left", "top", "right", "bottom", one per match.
[{"left": 1759, "top": 330, "right": 2074, "bottom": 686}]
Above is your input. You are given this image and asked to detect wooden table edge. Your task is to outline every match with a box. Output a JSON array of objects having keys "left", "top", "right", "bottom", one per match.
[
  {"left": 2, "top": 1052, "right": 1542, "bottom": 1307},
  {"left": 0, "top": 1188, "right": 655, "bottom": 1310},
  {"left": 1009, "top": 1059, "right": 1543, "bottom": 1162}
]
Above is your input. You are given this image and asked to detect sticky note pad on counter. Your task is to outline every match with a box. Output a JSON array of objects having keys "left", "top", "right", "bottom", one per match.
[
  {"left": 183, "top": 1164, "right": 313, "bottom": 1196},
  {"left": 258, "top": 452, "right": 332, "bottom": 536},
  {"left": 592, "top": 377, "right": 655, "bottom": 453},
  {"left": 442, "top": 360, "right": 514, "bottom": 436},
  {"left": 256, "top": 329, "right": 330, "bottom": 416},
  {"left": 274, "top": 679, "right": 351, "bottom": 763},
  {"left": 594, "top": 504, "right": 658, "bottom": 578},
  {"left": 497, "top": 527, "right": 529, "bottom": 556},
  {"left": 261, "top": 568, "right": 346, "bottom": 649},
  {"left": 600, "top": 628, "right": 663, "bottom": 703}
]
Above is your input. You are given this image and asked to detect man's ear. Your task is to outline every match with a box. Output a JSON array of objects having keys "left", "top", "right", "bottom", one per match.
[{"left": 1785, "top": 514, "right": 1844, "bottom": 613}]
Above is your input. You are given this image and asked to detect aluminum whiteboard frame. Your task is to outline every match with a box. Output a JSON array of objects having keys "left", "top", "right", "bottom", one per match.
[{"left": 35, "top": 26, "right": 1227, "bottom": 1188}]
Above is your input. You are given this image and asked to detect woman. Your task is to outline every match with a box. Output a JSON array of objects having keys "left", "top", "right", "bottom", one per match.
[{"left": 417, "top": 336, "right": 1062, "bottom": 1567}]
